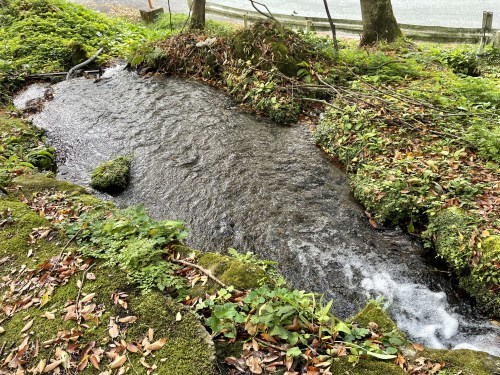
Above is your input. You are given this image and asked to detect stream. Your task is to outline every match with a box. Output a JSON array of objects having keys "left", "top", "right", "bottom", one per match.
[{"left": 15, "top": 68, "right": 499, "bottom": 356}]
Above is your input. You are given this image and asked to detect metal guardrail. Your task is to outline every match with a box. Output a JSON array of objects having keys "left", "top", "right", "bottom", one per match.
[{"left": 206, "top": 2, "right": 497, "bottom": 44}]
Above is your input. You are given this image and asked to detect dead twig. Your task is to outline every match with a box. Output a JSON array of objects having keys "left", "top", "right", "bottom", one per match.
[
  {"left": 170, "top": 258, "right": 242, "bottom": 293},
  {"left": 249, "top": 0, "right": 277, "bottom": 22},
  {"left": 75, "top": 263, "right": 96, "bottom": 324},
  {"left": 254, "top": 337, "right": 286, "bottom": 352}
]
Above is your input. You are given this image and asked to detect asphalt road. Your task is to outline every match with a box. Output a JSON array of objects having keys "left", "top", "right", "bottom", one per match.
[{"left": 71, "top": 0, "right": 189, "bottom": 15}]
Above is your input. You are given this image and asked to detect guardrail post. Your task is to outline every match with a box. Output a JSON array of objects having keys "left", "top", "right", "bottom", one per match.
[
  {"left": 305, "top": 19, "right": 313, "bottom": 33},
  {"left": 482, "top": 11, "right": 493, "bottom": 31},
  {"left": 493, "top": 31, "right": 500, "bottom": 48},
  {"left": 478, "top": 11, "right": 494, "bottom": 53},
  {"left": 243, "top": 13, "right": 248, "bottom": 29}
]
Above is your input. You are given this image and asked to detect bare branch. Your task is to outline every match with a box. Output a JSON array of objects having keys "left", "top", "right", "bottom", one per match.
[{"left": 249, "top": 0, "right": 277, "bottom": 22}]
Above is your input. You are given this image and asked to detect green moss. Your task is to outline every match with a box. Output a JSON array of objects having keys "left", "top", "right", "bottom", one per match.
[
  {"left": 197, "top": 252, "right": 270, "bottom": 290},
  {"left": 461, "top": 235, "right": 500, "bottom": 316},
  {"left": 127, "top": 292, "right": 216, "bottom": 374},
  {"left": 428, "top": 207, "right": 477, "bottom": 273},
  {"left": 425, "top": 209, "right": 499, "bottom": 315},
  {"left": 0, "top": 198, "right": 64, "bottom": 270},
  {"left": 330, "top": 357, "right": 406, "bottom": 375},
  {"left": 420, "top": 349, "right": 500, "bottom": 375},
  {"left": 90, "top": 156, "right": 131, "bottom": 194},
  {"left": 11, "top": 174, "right": 87, "bottom": 196},
  {"left": 350, "top": 302, "right": 403, "bottom": 336}
]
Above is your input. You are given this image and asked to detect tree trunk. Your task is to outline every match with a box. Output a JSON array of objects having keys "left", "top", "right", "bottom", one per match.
[
  {"left": 359, "top": 0, "right": 402, "bottom": 45},
  {"left": 190, "top": 0, "right": 206, "bottom": 30}
]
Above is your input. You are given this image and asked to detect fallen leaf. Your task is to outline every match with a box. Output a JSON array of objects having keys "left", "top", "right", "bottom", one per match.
[
  {"left": 146, "top": 338, "right": 167, "bottom": 352},
  {"left": 90, "top": 354, "right": 100, "bottom": 370},
  {"left": 118, "top": 316, "right": 137, "bottom": 324},
  {"left": 109, "top": 355, "right": 126, "bottom": 369},
  {"left": 43, "top": 359, "right": 63, "bottom": 373},
  {"left": 21, "top": 318, "right": 34, "bottom": 333},
  {"left": 246, "top": 355, "right": 262, "bottom": 374},
  {"left": 42, "top": 312, "right": 55, "bottom": 320},
  {"left": 81, "top": 293, "right": 96, "bottom": 303},
  {"left": 412, "top": 343, "right": 424, "bottom": 352},
  {"left": 108, "top": 318, "right": 119, "bottom": 339},
  {"left": 126, "top": 343, "right": 139, "bottom": 353},
  {"left": 148, "top": 328, "right": 154, "bottom": 342},
  {"left": 175, "top": 312, "right": 182, "bottom": 321},
  {"left": 0, "top": 327, "right": 5, "bottom": 334},
  {"left": 37, "top": 358, "right": 46, "bottom": 373},
  {"left": 86, "top": 272, "right": 96, "bottom": 280}
]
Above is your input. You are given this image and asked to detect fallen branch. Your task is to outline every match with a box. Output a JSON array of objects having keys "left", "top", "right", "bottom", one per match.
[
  {"left": 171, "top": 258, "right": 242, "bottom": 293},
  {"left": 66, "top": 48, "right": 103, "bottom": 80}
]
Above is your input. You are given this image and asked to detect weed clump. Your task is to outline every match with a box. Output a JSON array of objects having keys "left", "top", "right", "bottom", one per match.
[
  {"left": 132, "top": 21, "right": 340, "bottom": 124},
  {"left": 90, "top": 156, "right": 131, "bottom": 194}
]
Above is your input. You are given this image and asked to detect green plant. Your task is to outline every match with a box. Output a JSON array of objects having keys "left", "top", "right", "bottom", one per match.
[
  {"left": 66, "top": 204, "right": 188, "bottom": 293},
  {"left": 196, "top": 285, "right": 401, "bottom": 367}
]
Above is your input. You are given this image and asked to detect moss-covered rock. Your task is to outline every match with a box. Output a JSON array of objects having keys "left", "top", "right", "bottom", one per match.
[
  {"left": 90, "top": 156, "right": 131, "bottom": 194},
  {"left": 418, "top": 349, "right": 500, "bottom": 375},
  {"left": 127, "top": 292, "right": 216, "bottom": 374},
  {"left": 12, "top": 173, "right": 87, "bottom": 196},
  {"left": 428, "top": 207, "right": 477, "bottom": 273},
  {"left": 330, "top": 357, "right": 406, "bottom": 375},
  {"left": 425, "top": 208, "right": 499, "bottom": 316},
  {"left": 460, "top": 235, "right": 500, "bottom": 317},
  {"left": 350, "top": 302, "right": 404, "bottom": 336},
  {"left": 0, "top": 198, "right": 216, "bottom": 374},
  {"left": 197, "top": 252, "right": 270, "bottom": 291},
  {"left": 0, "top": 198, "right": 64, "bottom": 271}
]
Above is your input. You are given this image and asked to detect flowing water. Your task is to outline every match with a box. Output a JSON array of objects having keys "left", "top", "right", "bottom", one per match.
[{"left": 15, "top": 69, "right": 499, "bottom": 356}]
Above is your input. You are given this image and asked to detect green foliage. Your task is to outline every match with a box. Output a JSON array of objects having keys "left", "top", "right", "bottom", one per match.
[
  {"left": 196, "top": 285, "right": 401, "bottom": 366},
  {"left": 0, "top": 111, "right": 54, "bottom": 186},
  {"left": 438, "top": 48, "right": 480, "bottom": 76},
  {"left": 90, "top": 156, "right": 131, "bottom": 194},
  {"left": 314, "top": 41, "right": 499, "bottom": 314},
  {"left": 66, "top": 204, "right": 188, "bottom": 293},
  {"left": 0, "top": 0, "right": 147, "bottom": 103}
]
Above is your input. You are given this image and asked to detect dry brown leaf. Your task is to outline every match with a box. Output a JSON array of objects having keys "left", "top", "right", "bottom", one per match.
[
  {"left": 148, "top": 328, "right": 154, "bottom": 342},
  {"left": 145, "top": 338, "right": 167, "bottom": 352},
  {"left": 86, "top": 272, "right": 96, "bottom": 280},
  {"left": 126, "top": 343, "right": 139, "bottom": 353},
  {"left": 260, "top": 333, "right": 277, "bottom": 343},
  {"left": 118, "top": 316, "right": 137, "bottom": 324},
  {"left": 89, "top": 354, "right": 100, "bottom": 370},
  {"left": 412, "top": 343, "right": 424, "bottom": 352},
  {"left": 246, "top": 355, "right": 262, "bottom": 374},
  {"left": 252, "top": 339, "right": 259, "bottom": 352},
  {"left": 77, "top": 355, "right": 89, "bottom": 372},
  {"left": 20, "top": 318, "right": 34, "bottom": 333},
  {"left": 109, "top": 355, "right": 126, "bottom": 369},
  {"left": 37, "top": 358, "right": 47, "bottom": 373},
  {"left": 108, "top": 318, "right": 119, "bottom": 339},
  {"left": 42, "top": 312, "right": 55, "bottom": 320},
  {"left": 81, "top": 293, "right": 96, "bottom": 303},
  {"left": 43, "top": 359, "right": 63, "bottom": 373}
]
